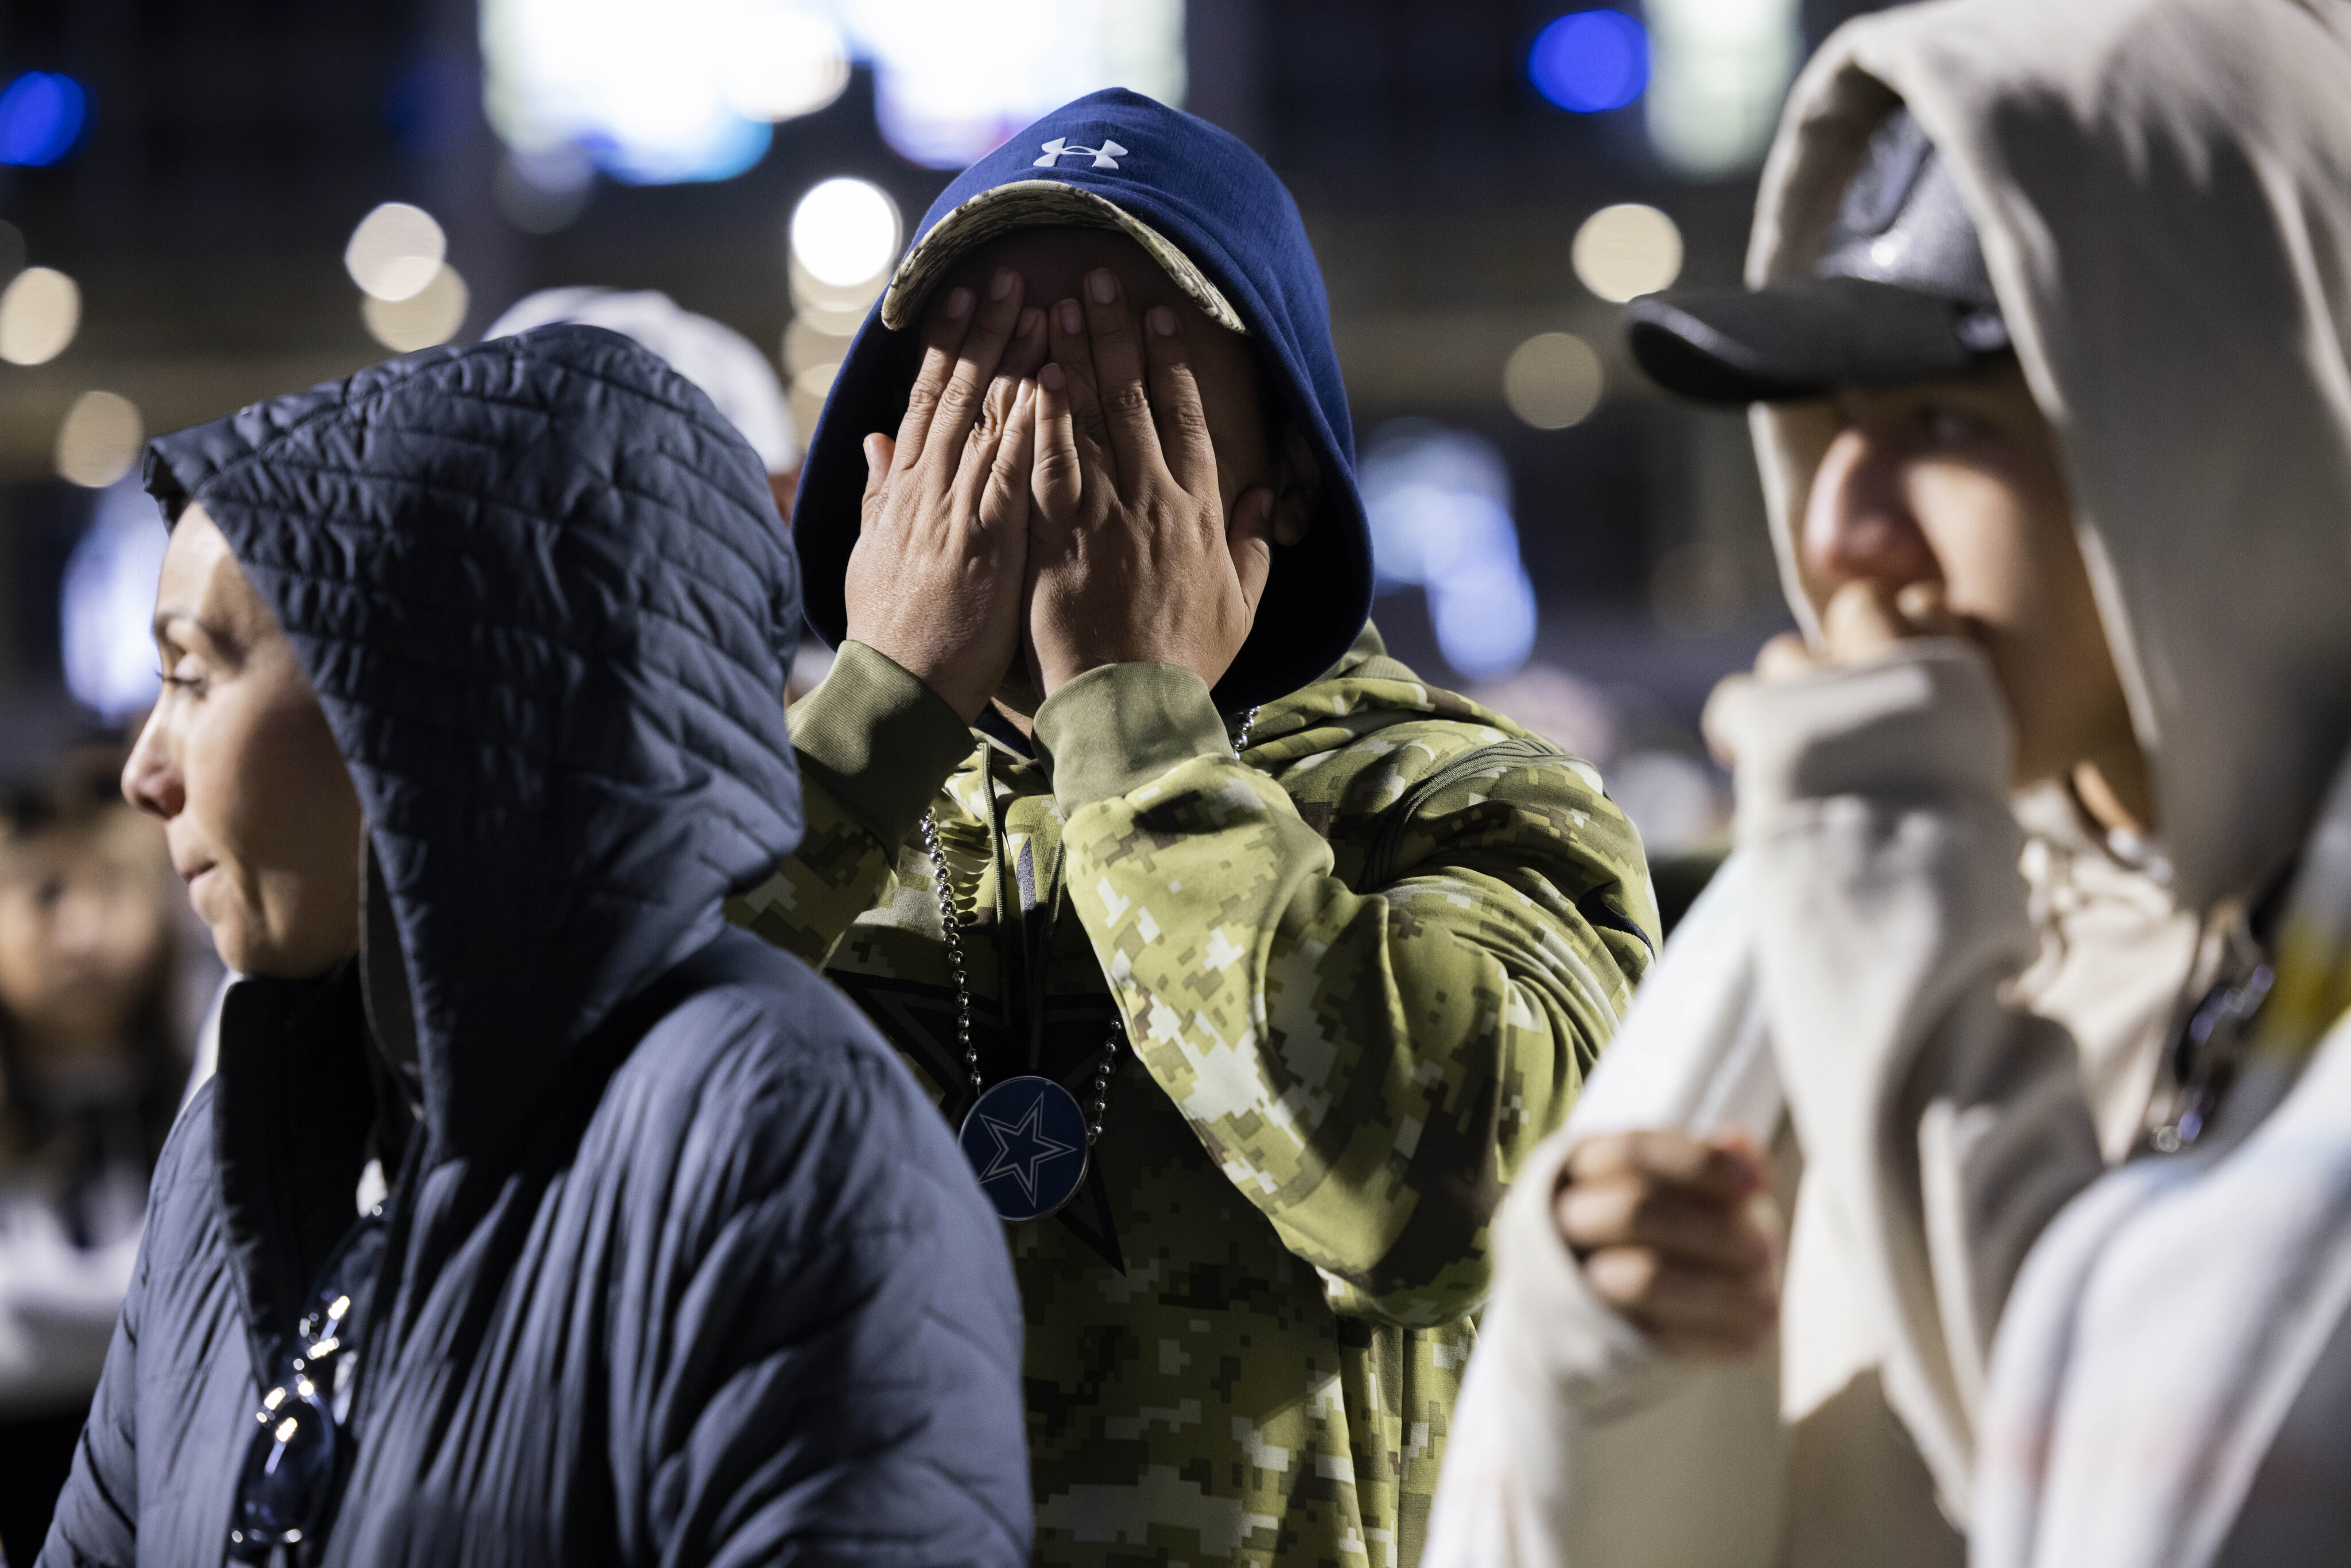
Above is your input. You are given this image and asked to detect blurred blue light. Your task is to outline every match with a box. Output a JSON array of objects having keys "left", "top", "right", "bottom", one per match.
[
  {"left": 63, "top": 480, "right": 169, "bottom": 724},
  {"left": 0, "top": 72, "right": 91, "bottom": 167},
  {"left": 1528, "top": 10, "right": 1648, "bottom": 114},
  {"left": 1361, "top": 421, "right": 1539, "bottom": 681},
  {"left": 580, "top": 117, "right": 771, "bottom": 186}
]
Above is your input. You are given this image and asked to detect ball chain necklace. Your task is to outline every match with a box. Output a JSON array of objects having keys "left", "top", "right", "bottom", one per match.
[{"left": 927, "top": 705, "right": 1259, "bottom": 1223}]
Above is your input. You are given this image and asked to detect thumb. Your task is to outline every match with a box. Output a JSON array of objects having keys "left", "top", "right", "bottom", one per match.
[
  {"left": 1820, "top": 579, "right": 1909, "bottom": 662},
  {"left": 860, "top": 433, "right": 894, "bottom": 513},
  {"left": 1227, "top": 487, "right": 1276, "bottom": 615}
]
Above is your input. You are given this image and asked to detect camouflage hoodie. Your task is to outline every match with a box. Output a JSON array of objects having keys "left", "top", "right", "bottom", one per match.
[{"left": 732, "top": 622, "right": 1656, "bottom": 1567}]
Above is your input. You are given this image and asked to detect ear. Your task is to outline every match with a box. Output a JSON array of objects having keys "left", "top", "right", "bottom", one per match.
[{"left": 1272, "top": 426, "right": 1320, "bottom": 546}]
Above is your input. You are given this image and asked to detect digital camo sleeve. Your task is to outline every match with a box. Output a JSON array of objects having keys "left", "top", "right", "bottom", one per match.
[
  {"left": 728, "top": 641, "right": 977, "bottom": 968},
  {"left": 1037, "top": 660, "right": 1658, "bottom": 1329}
]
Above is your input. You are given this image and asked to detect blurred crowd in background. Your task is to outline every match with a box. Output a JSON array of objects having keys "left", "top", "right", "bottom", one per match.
[{"left": 0, "top": 1, "right": 1892, "bottom": 1559}]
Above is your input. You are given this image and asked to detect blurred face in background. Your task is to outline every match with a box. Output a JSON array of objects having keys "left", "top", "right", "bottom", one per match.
[
  {"left": 122, "top": 506, "right": 363, "bottom": 979},
  {"left": 0, "top": 808, "right": 170, "bottom": 1059}
]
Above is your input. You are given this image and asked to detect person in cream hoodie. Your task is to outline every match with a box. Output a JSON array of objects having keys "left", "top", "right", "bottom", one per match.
[{"left": 1423, "top": 0, "right": 2351, "bottom": 1563}]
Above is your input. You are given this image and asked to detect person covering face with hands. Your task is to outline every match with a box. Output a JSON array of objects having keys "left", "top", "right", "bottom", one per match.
[
  {"left": 842, "top": 223, "right": 1312, "bottom": 723},
  {"left": 736, "top": 89, "right": 1660, "bottom": 1568}
]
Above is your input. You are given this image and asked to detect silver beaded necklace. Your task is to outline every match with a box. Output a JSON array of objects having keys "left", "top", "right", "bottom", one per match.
[{"left": 925, "top": 705, "right": 1258, "bottom": 1222}]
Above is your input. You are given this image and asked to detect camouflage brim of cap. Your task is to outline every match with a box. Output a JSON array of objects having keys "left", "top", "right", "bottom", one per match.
[{"left": 879, "top": 180, "right": 1250, "bottom": 336}]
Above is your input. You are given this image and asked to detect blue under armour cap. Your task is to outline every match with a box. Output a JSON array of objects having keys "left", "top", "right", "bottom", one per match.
[{"left": 792, "top": 88, "right": 1372, "bottom": 715}]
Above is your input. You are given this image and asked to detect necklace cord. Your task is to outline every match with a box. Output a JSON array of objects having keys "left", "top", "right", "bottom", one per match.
[{"left": 919, "top": 705, "right": 1260, "bottom": 1147}]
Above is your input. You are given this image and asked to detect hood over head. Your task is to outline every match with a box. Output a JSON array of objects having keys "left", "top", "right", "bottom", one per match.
[
  {"left": 1745, "top": 0, "right": 2351, "bottom": 910},
  {"left": 143, "top": 325, "right": 803, "bottom": 1161},
  {"left": 793, "top": 87, "right": 1372, "bottom": 714}
]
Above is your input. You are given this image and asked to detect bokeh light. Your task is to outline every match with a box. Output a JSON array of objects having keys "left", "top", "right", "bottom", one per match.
[
  {"left": 787, "top": 360, "right": 841, "bottom": 453},
  {"left": 717, "top": 5, "right": 851, "bottom": 121},
  {"left": 1361, "top": 421, "right": 1539, "bottom": 680},
  {"left": 1504, "top": 333, "right": 1605, "bottom": 429},
  {"left": 790, "top": 178, "right": 901, "bottom": 288},
  {"left": 346, "top": 203, "right": 448, "bottom": 302},
  {"left": 1572, "top": 203, "right": 1683, "bottom": 302},
  {"left": 486, "top": 0, "right": 1187, "bottom": 178},
  {"left": 62, "top": 479, "right": 170, "bottom": 723},
  {"left": 0, "top": 266, "right": 82, "bottom": 365},
  {"left": 854, "top": 0, "right": 1186, "bottom": 169},
  {"left": 482, "top": 0, "right": 801, "bottom": 185},
  {"left": 1527, "top": 10, "right": 1648, "bottom": 115},
  {"left": 363, "top": 264, "right": 470, "bottom": 351},
  {"left": 1646, "top": 0, "right": 1799, "bottom": 178},
  {"left": 55, "top": 391, "right": 145, "bottom": 489},
  {"left": 0, "top": 72, "right": 92, "bottom": 167}
]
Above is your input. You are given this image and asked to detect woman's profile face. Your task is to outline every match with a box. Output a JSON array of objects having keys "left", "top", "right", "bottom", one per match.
[{"left": 122, "top": 506, "right": 362, "bottom": 979}]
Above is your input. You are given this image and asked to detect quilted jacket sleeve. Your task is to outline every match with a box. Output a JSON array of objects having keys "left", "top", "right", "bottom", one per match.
[
  {"left": 726, "top": 642, "right": 975, "bottom": 968},
  {"left": 39, "top": 1096, "right": 199, "bottom": 1568},
  {"left": 621, "top": 974, "right": 1030, "bottom": 1567},
  {"left": 1033, "top": 661, "right": 1657, "bottom": 1330},
  {"left": 38, "top": 1297, "right": 139, "bottom": 1567}
]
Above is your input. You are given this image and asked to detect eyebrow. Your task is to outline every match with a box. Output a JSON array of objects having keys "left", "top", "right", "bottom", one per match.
[{"left": 152, "top": 608, "right": 239, "bottom": 649}]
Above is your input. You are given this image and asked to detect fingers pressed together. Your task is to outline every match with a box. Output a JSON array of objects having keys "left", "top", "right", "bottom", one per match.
[
  {"left": 840, "top": 269, "right": 1047, "bottom": 722},
  {"left": 843, "top": 258, "right": 1282, "bottom": 715},
  {"left": 1023, "top": 267, "right": 1273, "bottom": 694}
]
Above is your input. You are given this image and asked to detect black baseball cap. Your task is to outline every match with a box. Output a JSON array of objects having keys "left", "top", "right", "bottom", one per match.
[{"left": 1625, "top": 108, "right": 2012, "bottom": 405}]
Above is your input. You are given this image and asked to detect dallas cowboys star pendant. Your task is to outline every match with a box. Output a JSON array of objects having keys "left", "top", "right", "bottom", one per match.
[{"left": 958, "top": 1076, "right": 1091, "bottom": 1222}]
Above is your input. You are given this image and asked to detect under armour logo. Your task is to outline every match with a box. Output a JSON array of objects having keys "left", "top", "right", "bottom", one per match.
[{"left": 1034, "top": 135, "right": 1127, "bottom": 170}]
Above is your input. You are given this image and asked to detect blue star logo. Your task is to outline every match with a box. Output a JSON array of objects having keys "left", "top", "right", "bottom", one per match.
[{"left": 977, "top": 1096, "right": 1080, "bottom": 1204}]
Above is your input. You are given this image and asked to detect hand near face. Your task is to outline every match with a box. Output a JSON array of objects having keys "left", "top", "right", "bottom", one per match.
[
  {"left": 1554, "top": 1129, "right": 1781, "bottom": 1360},
  {"left": 843, "top": 269, "right": 1048, "bottom": 723},
  {"left": 1747, "top": 577, "right": 1962, "bottom": 684},
  {"left": 1025, "top": 270, "right": 1277, "bottom": 697}
]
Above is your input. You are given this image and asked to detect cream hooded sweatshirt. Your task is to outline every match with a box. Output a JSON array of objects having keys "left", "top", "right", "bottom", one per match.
[{"left": 1423, "top": 0, "right": 2351, "bottom": 1563}]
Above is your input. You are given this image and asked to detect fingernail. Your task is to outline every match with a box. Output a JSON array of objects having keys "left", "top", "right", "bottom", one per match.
[
  {"left": 1148, "top": 306, "right": 1177, "bottom": 336},
  {"left": 990, "top": 268, "right": 1016, "bottom": 301},
  {"left": 945, "top": 288, "right": 973, "bottom": 320},
  {"left": 1039, "top": 362, "right": 1065, "bottom": 391},
  {"left": 1088, "top": 270, "right": 1116, "bottom": 304},
  {"left": 1015, "top": 378, "right": 1036, "bottom": 407},
  {"left": 1057, "top": 300, "right": 1083, "bottom": 334},
  {"left": 1017, "top": 306, "right": 1043, "bottom": 337}
]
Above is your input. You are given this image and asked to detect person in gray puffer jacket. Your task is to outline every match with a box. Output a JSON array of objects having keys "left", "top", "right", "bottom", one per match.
[{"left": 38, "top": 325, "right": 1031, "bottom": 1567}]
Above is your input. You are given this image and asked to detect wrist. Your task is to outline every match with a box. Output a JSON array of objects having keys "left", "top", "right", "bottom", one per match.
[
  {"left": 1032, "top": 662, "right": 1229, "bottom": 810},
  {"left": 1035, "top": 638, "right": 1228, "bottom": 701},
  {"left": 790, "top": 641, "right": 977, "bottom": 847},
  {"left": 850, "top": 626, "right": 994, "bottom": 723}
]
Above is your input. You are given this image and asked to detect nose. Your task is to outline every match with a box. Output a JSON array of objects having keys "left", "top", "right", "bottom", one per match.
[
  {"left": 122, "top": 708, "right": 183, "bottom": 821},
  {"left": 1801, "top": 426, "right": 1942, "bottom": 595}
]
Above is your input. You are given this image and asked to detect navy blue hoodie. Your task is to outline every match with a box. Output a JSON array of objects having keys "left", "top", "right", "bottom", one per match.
[
  {"left": 792, "top": 87, "right": 1374, "bottom": 713},
  {"left": 41, "top": 327, "right": 1030, "bottom": 1567}
]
